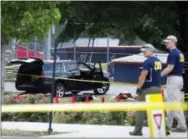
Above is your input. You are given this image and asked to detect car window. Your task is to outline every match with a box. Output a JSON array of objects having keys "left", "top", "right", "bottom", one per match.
[
  {"left": 66, "top": 62, "right": 78, "bottom": 72},
  {"left": 44, "top": 63, "right": 65, "bottom": 73},
  {"left": 56, "top": 63, "right": 61, "bottom": 72},
  {"left": 43, "top": 63, "right": 53, "bottom": 73},
  {"left": 78, "top": 63, "right": 91, "bottom": 71}
]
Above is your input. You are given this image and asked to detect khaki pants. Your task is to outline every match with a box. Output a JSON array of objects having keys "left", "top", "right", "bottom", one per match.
[
  {"left": 135, "top": 86, "right": 161, "bottom": 128},
  {"left": 165, "top": 76, "right": 187, "bottom": 129}
]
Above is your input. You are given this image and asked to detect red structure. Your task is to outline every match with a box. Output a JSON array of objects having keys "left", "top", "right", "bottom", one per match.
[
  {"left": 16, "top": 45, "right": 53, "bottom": 60},
  {"left": 16, "top": 45, "right": 44, "bottom": 59}
]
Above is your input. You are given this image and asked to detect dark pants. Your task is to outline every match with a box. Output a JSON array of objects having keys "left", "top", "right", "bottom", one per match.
[{"left": 135, "top": 86, "right": 161, "bottom": 129}]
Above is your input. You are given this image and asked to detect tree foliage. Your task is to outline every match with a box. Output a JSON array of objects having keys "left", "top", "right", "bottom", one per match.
[
  {"left": 58, "top": 1, "right": 188, "bottom": 52},
  {"left": 1, "top": 1, "right": 61, "bottom": 44}
]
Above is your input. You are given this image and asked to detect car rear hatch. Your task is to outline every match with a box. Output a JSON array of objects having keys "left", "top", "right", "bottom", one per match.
[
  {"left": 8, "top": 58, "right": 44, "bottom": 91},
  {"left": 9, "top": 58, "right": 43, "bottom": 65}
]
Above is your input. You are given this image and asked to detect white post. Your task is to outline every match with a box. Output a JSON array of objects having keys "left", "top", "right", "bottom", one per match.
[
  {"left": 44, "top": 30, "right": 51, "bottom": 60},
  {"left": 1, "top": 45, "right": 5, "bottom": 104},
  {"left": 107, "top": 36, "right": 110, "bottom": 63},
  {"left": 107, "top": 36, "right": 110, "bottom": 73},
  {"left": 26, "top": 43, "right": 29, "bottom": 58},
  {"left": 34, "top": 37, "right": 37, "bottom": 57},
  {"left": 73, "top": 40, "right": 76, "bottom": 60},
  {"left": 11, "top": 39, "right": 16, "bottom": 59}
]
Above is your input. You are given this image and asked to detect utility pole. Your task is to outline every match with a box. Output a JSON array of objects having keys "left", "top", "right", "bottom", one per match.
[
  {"left": 11, "top": 39, "right": 16, "bottom": 59},
  {"left": 34, "top": 37, "right": 37, "bottom": 57},
  {"left": 73, "top": 29, "right": 77, "bottom": 60},
  {"left": 0, "top": 43, "right": 2, "bottom": 136},
  {"left": 48, "top": 25, "right": 55, "bottom": 134},
  {"left": 44, "top": 30, "right": 51, "bottom": 60},
  {"left": 73, "top": 40, "right": 76, "bottom": 60},
  {"left": 106, "top": 36, "right": 110, "bottom": 73},
  {"left": 26, "top": 43, "right": 29, "bottom": 58}
]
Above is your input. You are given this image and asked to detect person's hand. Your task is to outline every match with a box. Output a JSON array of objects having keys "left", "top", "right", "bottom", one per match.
[{"left": 136, "top": 88, "right": 142, "bottom": 96}]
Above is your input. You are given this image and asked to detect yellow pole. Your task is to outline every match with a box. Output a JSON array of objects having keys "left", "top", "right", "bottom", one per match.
[{"left": 146, "top": 94, "right": 166, "bottom": 138}]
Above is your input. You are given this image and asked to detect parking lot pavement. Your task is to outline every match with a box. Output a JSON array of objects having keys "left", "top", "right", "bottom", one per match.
[{"left": 4, "top": 82, "right": 137, "bottom": 97}]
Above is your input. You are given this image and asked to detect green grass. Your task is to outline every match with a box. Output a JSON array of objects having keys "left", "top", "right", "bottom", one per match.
[{"left": 1, "top": 129, "right": 60, "bottom": 137}]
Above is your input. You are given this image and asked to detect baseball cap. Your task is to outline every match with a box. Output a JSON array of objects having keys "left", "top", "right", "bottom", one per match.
[
  {"left": 162, "top": 35, "right": 177, "bottom": 43},
  {"left": 140, "top": 44, "right": 155, "bottom": 52}
]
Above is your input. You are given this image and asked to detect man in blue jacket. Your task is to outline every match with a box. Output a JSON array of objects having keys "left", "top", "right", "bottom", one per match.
[
  {"left": 161, "top": 35, "right": 187, "bottom": 132},
  {"left": 130, "top": 44, "right": 168, "bottom": 136}
]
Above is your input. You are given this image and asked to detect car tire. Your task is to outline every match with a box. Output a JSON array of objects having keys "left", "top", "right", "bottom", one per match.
[
  {"left": 55, "top": 82, "right": 66, "bottom": 98},
  {"left": 93, "top": 80, "right": 110, "bottom": 95}
]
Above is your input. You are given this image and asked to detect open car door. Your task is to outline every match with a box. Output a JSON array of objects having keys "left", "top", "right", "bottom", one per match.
[
  {"left": 8, "top": 58, "right": 44, "bottom": 73},
  {"left": 8, "top": 58, "right": 51, "bottom": 94}
]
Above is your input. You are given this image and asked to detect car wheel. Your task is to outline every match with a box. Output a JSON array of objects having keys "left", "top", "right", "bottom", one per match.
[
  {"left": 94, "top": 82, "right": 109, "bottom": 95},
  {"left": 56, "top": 82, "right": 66, "bottom": 98}
]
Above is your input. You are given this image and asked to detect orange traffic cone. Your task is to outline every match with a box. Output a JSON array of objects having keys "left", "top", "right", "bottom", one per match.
[
  {"left": 71, "top": 95, "right": 76, "bottom": 103},
  {"left": 16, "top": 94, "right": 21, "bottom": 100},
  {"left": 116, "top": 96, "right": 120, "bottom": 102},
  {"left": 101, "top": 97, "right": 105, "bottom": 103},
  {"left": 55, "top": 93, "right": 59, "bottom": 104},
  {"left": 85, "top": 95, "right": 89, "bottom": 103}
]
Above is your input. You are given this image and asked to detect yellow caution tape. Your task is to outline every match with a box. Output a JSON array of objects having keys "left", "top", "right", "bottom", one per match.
[
  {"left": 2, "top": 102, "right": 188, "bottom": 113},
  {"left": 6, "top": 73, "right": 168, "bottom": 87}
]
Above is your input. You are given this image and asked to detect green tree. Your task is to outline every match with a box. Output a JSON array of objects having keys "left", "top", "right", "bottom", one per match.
[
  {"left": 1, "top": 1, "right": 61, "bottom": 102},
  {"left": 58, "top": 1, "right": 187, "bottom": 51},
  {"left": 1, "top": 1, "right": 61, "bottom": 44},
  {"left": 57, "top": 1, "right": 188, "bottom": 99}
]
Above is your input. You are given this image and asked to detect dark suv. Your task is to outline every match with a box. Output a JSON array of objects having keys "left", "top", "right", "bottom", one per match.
[{"left": 9, "top": 58, "right": 110, "bottom": 97}]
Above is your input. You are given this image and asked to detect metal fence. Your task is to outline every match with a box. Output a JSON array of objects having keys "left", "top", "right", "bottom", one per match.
[{"left": 6, "top": 47, "right": 141, "bottom": 62}]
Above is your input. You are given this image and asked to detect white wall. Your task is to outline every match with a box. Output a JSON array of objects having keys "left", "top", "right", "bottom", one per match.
[
  {"left": 75, "top": 38, "right": 119, "bottom": 47},
  {"left": 58, "top": 38, "right": 120, "bottom": 48}
]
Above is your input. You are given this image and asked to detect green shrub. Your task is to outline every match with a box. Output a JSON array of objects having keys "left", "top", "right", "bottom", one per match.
[
  {"left": 2, "top": 92, "right": 135, "bottom": 126},
  {"left": 53, "top": 111, "right": 130, "bottom": 125}
]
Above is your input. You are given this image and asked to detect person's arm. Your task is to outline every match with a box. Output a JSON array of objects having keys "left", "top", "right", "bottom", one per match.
[
  {"left": 161, "top": 64, "right": 174, "bottom": 77},
  {"left": 137, "top": 70, "right": 148, "bottom": 88},
  {"left": 136, "top": 62, "right": 149, "bottom": 95},
  {"left": 161, "top": 53, "right": 176, "bottom": 77}
]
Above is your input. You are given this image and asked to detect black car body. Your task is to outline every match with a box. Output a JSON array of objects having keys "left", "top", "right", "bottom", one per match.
[{"left": 9, "top": 58, "right": 110, "bottom": 97}]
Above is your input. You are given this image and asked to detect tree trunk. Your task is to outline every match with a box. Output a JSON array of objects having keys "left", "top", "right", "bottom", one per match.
[{"left": 1, "top": 45, "right": 5, "bottom": 104}]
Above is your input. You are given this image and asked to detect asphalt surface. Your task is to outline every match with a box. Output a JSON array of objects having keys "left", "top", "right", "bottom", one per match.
[{"left": 4, "top": 82, "right": 137, "bottom": 97}]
